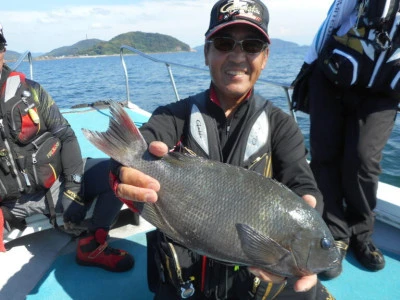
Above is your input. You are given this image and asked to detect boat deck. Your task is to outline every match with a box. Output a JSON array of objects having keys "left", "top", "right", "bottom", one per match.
[
  {"left": 2, "top": 217, "right": 399, "bottom": 300},
  {"left": 1, "top": 105, "right": 399, "bottom": 300}
]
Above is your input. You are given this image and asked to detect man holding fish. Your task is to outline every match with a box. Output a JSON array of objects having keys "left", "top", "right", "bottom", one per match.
[{"left": 107, "top": 0, "right": 337, "bottom": 299}]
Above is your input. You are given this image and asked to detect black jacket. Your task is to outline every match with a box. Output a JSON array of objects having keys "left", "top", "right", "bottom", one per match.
[
  {"left": 0, "top": 65, "right": 83, "bottom": 197},
  {"left": 139, "top": 89, "right": 322, "bottom": 203}
]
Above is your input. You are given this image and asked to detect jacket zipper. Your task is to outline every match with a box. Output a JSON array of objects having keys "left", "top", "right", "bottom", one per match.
[{"left": 226, "top": 120, "right": 231, "bottom": 137}]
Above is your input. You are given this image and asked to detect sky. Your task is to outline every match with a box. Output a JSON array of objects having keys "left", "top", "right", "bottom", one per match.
[{"left": 1, "top": 0, "right": 334, "bottom": 53}]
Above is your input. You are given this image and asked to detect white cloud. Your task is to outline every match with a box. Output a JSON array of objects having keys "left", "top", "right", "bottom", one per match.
[
  {"left": 2, "top": 0, "right": 333, "bottom": 53},
  {"left": 267, "top": 0, "right": 332, "bottom": 45},
  {"left": 90, "top": 23, "right": 110, "bottom": 30}
]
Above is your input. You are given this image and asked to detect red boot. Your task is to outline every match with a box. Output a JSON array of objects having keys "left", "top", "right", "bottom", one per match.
[{"left": 76, "top": 228, "right": 134, "bottom": 272}]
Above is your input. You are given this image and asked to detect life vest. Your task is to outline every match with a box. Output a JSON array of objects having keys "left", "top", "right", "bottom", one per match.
[
  {"left": 181, "top": 91, "right": 273, "bottom": 177},
  {"left": 0, "top": 71, "right": 63, "bottom": 202},
  {"left": 356, "top": 0, "right": 400, "bottom": 29},
  {"left": 319, "top": 0, "right": 400, "bottom": 97},
  {"left": 147, "top": 93, "right": 284, "bottom": 299}
]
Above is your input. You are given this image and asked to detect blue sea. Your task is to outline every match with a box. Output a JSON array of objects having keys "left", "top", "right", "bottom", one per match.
[{"left": 14, "top": 47, "right": 400, "bottom": 188}]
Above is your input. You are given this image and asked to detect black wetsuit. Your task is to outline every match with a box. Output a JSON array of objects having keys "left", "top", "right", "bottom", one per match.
[
  {"left": 0, "top": 65, "right": 122, "bottom": 234},
  {"left": 129, "top": 87, "right": 332, "bottom": 299}
]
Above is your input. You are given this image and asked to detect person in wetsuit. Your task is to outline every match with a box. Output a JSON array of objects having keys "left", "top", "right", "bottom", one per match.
[
  {"left": 292, "top": 0, "right": 399, "bottom": 279},
  {"left": 109, "top": 1, "right": 334, "bottom": 299},
  {"left": 0, "top": 24, "right": 133, "bottom": 272}
]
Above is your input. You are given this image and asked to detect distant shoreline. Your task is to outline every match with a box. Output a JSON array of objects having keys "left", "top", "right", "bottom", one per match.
[{"left": 5, "top": 49, "right": 198, "bottom": 63}]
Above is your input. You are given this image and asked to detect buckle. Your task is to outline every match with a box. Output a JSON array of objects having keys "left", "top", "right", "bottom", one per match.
[
  {"left": 334, "top": 240, "right": 349, "bottom": 251},
  {"left": 180, "top": 280, "right": 195, "bottom": 298}
]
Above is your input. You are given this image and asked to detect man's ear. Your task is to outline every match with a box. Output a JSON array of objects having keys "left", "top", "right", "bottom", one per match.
[{"left": 261, "top": 47, "right": 269, "bottom": 70}]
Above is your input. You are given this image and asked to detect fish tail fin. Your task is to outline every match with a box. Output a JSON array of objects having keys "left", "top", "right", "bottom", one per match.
[{"left": 82, "top": 101, "right": 148, "bottom": 166}]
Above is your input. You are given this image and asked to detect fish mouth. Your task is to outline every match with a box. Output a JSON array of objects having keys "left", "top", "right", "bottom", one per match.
[
  {"left": 305, "top": 248, "right": 342, "bottom": 275},
  {"left": 296, "top": 245, "right": 339, "bottom": 276},
  {"left": 311, "top": 259, "right": 340, "bottom": 274}
]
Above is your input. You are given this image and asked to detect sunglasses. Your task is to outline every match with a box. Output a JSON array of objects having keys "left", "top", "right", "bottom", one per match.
[{"left": 207, "top": 37, "right": 268, "bottom": 54}]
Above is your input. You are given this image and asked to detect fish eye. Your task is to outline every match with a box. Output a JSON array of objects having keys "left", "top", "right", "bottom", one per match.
[{"left": 320, "top": 238, "right": 333, "bottom": 249}]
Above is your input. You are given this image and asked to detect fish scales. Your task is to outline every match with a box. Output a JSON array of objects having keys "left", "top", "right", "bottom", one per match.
[
  {"left": 147, "top": 156, "right": 298, "bottom": 254},
  {"left": 82, "top": 102, "right": 340, "bottom": 278}
]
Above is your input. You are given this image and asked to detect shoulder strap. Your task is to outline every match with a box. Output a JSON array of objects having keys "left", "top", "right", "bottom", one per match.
[
  {"left": 0, "top": 66, "right": 11, "bottom": 91},
  {"left": 186, "top": 91, "right": 221, "bottom": 160},
  {"left": 188, "top": 92, "right": 211, "bottom": 156},
  {"left": 242, "top": 95, "right": 271, "bottom": 163},
  {"left": 0, "top": 71, "right": 27, "bottom": 119}
]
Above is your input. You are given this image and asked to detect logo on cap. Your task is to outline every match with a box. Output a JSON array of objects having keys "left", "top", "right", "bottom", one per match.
[
  {"left": 205, "top": 0, "right": 270, "bottom": 43},
  {"left": 218, "top": 0, "right": 263, "bottom": 25}
]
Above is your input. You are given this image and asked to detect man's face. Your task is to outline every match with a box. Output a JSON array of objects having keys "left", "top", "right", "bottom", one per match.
[{"left": 205, "top": 24, "right": 269, "bottom": 101}]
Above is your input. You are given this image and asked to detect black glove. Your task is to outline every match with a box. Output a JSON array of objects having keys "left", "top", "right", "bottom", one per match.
[{"left": 62, "top": 180, "right": 87, "bottom": 225}]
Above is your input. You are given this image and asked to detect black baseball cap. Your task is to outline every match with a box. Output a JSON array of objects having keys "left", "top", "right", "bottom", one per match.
[
  {"left": 0, "top": 24, "right": 7, "bottom": 45},
  {"left": 205, "top": 0, "right": 270, "bottom": 43}
]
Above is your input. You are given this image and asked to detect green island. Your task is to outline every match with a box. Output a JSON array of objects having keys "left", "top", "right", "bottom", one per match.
[
  {"left": 5, "top": 31, "right": 192, "bottom": 61},
  {"left": 5, "top": 32, "right": 305, "bottom": 61}
]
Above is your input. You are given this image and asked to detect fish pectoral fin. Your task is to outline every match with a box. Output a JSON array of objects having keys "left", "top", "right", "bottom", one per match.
[{"left": 236, "top": 223, "right": 291, "bottom": 267}]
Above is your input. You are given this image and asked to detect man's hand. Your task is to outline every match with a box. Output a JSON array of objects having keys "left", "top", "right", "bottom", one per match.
[
  {"left": 62, "top": 181, "right": 87, "bottom": 224},
  {"left": 302, "top": 194, "right": 317, "bottom": 208},
  {"left": 293, "top": 274, "right": 318, "bottom": 292},
  {"left": 115, "top": 141, "right": 167, "bottom": 202}
]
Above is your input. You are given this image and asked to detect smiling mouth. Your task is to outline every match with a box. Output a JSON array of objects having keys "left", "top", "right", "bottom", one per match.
[{"left": 226, "top": 70, "right": 247, "bottom": 76}]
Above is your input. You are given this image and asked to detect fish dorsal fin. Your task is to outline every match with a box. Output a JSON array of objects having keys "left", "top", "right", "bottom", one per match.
[{"left": 236, "top": 223, "right": 292, "bottom": 268}]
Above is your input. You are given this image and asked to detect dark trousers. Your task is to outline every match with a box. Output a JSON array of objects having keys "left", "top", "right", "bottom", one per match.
[
  {"left": 83, "top": 158, "right": 123, "bottom": 231},
  {"left": 308, "top": 67, "right": 398, "bottom": 242}
]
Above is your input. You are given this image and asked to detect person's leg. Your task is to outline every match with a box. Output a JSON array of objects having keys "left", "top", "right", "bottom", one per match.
[
  {"left": 4, "top": 179, "right": 62, "bottom": 219},
  {"left": 342, "top": 94, "right": 398, "bottom": 271},
  {"left": 76, "top": 158, "right": 134, "bottom": 272},
  {"left": 83, "top": 158, "right": 123, "bottom": 230},
  {"left": 1, "top": 180, "right": 63, "bottom": 250},
  {"left": 308, "top": 68, "right": 351, "bottom": 280},
  {"left": 308, "top": 68, "right": 350, "bottom": 241}
]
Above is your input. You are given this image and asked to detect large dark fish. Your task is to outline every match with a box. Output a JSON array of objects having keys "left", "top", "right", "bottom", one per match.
[{"left": 82, "top": 102, "right": 340, "bottom": 277}]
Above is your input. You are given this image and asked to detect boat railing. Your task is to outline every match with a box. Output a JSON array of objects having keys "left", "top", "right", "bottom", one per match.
[
  {"left": 120, "top": 45, "right": 297, "bottom": 122},
  {"left": 10, "top": 50, "right": 34, "bottom": 80},
  {"left": 119, "top": 45, "right": 400, "bottom": 229}
]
